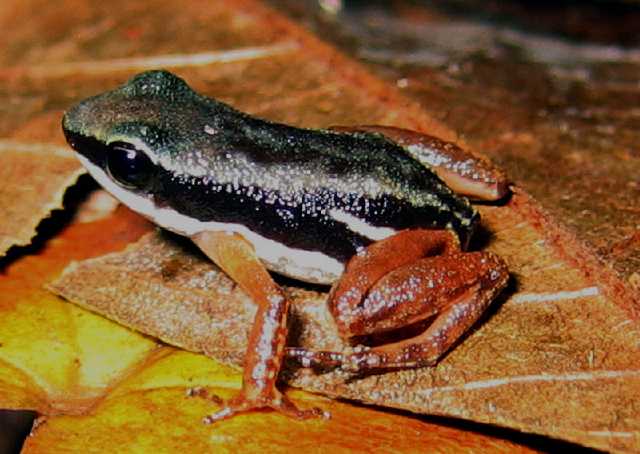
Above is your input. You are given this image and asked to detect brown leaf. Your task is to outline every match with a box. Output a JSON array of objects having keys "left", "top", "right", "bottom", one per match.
[
  {"left": 315, "top": 1, "right": 640, "bottom": 321},
  {"left": 0, "top": 142, "right": 83, "bottom": 256}
]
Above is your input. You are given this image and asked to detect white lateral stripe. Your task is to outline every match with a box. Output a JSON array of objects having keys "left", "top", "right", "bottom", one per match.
[
  {"left": 15, "top": 43, "right": 298, "bottom": 77},
  {"left": 329, "top": 208, "right": 397, "bottom": 241},
  {"left": 78, "top": 155, "right": 343, "bottom": 284},
  {"left": 511, "top": 286, "right": 599, "bottom": 304},
  {"left": 417, "top": 369, "right": 640, "bottom": 396}
]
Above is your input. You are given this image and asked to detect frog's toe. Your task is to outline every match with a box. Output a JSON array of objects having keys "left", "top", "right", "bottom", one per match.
[{"left": 202, "top": 391, "right": 328, "bottom": 424}]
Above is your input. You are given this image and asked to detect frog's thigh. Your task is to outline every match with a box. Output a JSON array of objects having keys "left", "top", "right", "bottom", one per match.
[
  {"left": 329, "top": 229, "right": 460, "bottom": 338},
  {"left": 346, "top": 251, "right": 508, "bottom": 371},
  {"left": 192, "top": 230, "right": 284, "bottom": 310}
]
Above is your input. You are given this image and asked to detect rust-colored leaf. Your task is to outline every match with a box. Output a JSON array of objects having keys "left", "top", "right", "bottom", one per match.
[{"left": 0, "top": 208, "right": 152, "bottom": 413}]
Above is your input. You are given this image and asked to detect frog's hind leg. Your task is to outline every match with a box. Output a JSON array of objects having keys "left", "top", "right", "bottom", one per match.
[
  {"left": 287, "top": 229, "right": 508, "bottom": 372},
  {"left": 337, "top": 251, "right": 507, "bottom": 371},
  {"left": 191, "top": 230, "right": 325, "bottom": 422},
  {"left": 328, "top": 229, "right": 460, "bottom": 338}
]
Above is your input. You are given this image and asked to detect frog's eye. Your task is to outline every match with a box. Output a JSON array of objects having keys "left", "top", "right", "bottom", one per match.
[{"left": 106, "top": 142, "right": 154, "bottom": 189}]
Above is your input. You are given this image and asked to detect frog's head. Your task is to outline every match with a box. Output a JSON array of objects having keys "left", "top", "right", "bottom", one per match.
[
  {"left": 62, "top": 70, "right": 234, "bottom": 234},
  {"left": 63, "top": 70, "right": 205, "bottom": 191}
]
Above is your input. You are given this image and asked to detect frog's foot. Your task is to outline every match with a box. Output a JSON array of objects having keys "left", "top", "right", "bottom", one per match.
[
  {"left": 286, "top": 345, "right": 377, "bottom": 372},
  {"left": 186, "top": 386, "right": 223, "bottom": 405},
  {"left": 203, "top": 389, "right": 327, "bottom": 424}
]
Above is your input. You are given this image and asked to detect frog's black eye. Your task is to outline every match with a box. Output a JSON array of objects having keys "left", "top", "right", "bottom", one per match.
[{"left": 106, "top": 141, "right": 154, "bottom": 189}]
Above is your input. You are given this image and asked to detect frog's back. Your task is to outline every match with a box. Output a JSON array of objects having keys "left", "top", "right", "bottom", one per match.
[{"left": 155, "top": 106, "right": 478, "bottom": 264}]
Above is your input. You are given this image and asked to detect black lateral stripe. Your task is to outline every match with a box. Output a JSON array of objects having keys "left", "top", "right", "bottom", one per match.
[
  {"left": 154, "top": 167, "right": 476, "bottom": 263},
  {"left": 156, "top": 172, "right": 370, "bottom": 263}
]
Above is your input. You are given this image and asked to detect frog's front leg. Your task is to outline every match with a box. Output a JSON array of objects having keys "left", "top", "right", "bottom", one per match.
[
  {"left": 288, "top": 229, "right": 508, "bottom": 372},
  {"left": 191, "top": 230, "right": 324, "bottom": 422}
]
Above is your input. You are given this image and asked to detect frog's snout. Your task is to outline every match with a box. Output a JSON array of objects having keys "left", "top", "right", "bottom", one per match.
[
  {"left": 61, "top": 100, "right": 86, "bottom": 137},
  {"left": 61, "top": 109, "right": 73, "bottom": 133},
  {"left": 61, "top": 105, "right": 84, "bottom": 150}
]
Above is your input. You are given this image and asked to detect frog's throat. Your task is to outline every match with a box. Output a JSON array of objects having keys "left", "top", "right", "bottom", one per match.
[{"left": 76, "top": 154, "right": 344, "bottom": 285}]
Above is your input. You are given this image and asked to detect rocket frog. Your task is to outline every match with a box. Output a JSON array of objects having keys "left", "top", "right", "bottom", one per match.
[{"left": 62, "top": 70, "right": 509, "bottom": 423}]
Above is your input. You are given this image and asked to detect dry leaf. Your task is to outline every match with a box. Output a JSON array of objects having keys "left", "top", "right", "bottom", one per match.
[
  {"left": 0, "top": 142, "right": 83, "bottom": 257},
  {"left": 355, "top": 1, "right": 640, "bottom": 297}
]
